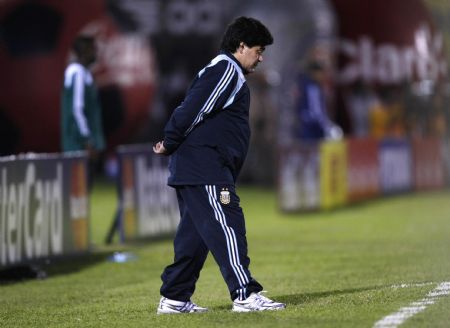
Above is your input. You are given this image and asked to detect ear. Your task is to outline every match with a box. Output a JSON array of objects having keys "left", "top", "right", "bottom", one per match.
[{"left": 239, "top": 42, "right": 245, "bottom": 54}]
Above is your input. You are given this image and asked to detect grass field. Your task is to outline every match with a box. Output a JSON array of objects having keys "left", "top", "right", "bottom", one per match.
[{"left": 1, "top": 182, "right": 450, "bottom": 327}]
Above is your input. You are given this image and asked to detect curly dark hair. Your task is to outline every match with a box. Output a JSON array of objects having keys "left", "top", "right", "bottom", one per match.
[
  {"left": 220, "top": 16, "right": 273, "bottom": 53},
  {"left": 72, "top": 35, "right": 95, "bottom": 58}
]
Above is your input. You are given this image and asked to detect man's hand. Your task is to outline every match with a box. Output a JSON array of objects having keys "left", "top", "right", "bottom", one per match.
[
  {"left": 153, "top": 141, "right": 168, "bottom": 155},
  {"left": 86, "top": 142, "right": 99, "bottom": 160}
]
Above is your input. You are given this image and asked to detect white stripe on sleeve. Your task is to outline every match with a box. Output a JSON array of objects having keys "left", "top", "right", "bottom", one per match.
[
  {"left": 185, "top": 62, "right": 235, "bottom": 135},
  {"left": 73, "top": 69, "right": 90, "bottom": 137}
]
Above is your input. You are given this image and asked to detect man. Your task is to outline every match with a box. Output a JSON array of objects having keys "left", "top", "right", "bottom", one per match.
[
  {"left": 153, "top": 16, "right": 286, "bottom": 313},
  {"left": 61, "top": 35, "right": 105, "bottom": 186},
  {"left": 296, "top": 61, "right": 342, "bottom": 140}
]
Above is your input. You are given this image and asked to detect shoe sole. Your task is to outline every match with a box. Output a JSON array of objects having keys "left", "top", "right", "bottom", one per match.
[
  {"left": 232, "top": 305, "right": 286, "bottom": 312},
  {"left": 157, "top": 308, "right": 183, "bottom": 314},
  {"left": 157, "top": 307, "right": 208, "bottom": 314}
]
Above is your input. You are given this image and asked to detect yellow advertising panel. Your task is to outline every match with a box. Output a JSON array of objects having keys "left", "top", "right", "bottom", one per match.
[{"left": 320, "top": 141, "right": 348, "bottom": 209}]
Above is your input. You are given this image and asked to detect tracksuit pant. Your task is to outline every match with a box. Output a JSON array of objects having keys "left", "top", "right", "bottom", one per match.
[{"left": 160, "top": 184, "right": 263, "bottom": 302}]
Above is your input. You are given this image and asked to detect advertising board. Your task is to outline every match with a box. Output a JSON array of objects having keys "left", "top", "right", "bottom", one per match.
[
  {"left": 0, "top": 152, "right": 89, "bottom": 269},
  {"left": 379, "top": 139, "right": 413, "bottom": 194},
  {"left": 320, "top": 141, "right": 348, "bottom": 209},
  {"left": 347, "top": 138, "right": 380, "bottom": 202},
  {"left": 117, "top": 144, "right": 179, "bottom": 241},
  {"left": 412, "top": 138, "right": 445, "bottom": 190},
  {"left": 278, "top": 143, "right": 320, "bottom": 211}
]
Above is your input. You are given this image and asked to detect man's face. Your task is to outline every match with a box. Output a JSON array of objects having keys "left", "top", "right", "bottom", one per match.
[
  {"left": 238, "top": 44, "right": 265, "bottom": 74},
  {"left": 83, "top": 42, "right": 97, "bottom": 67}
]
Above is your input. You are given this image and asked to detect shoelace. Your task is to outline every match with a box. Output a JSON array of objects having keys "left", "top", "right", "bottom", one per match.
[
  {"left": 246, "top": 292, "right": 272, "bottom": 308},
  {"left": 254, "top": 298, "right": 267, "bottom": 307},
  {"left": 254, "top": 291, "right": 275, "bottom": 304}
]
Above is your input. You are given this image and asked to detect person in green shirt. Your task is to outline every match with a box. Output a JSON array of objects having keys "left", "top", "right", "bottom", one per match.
[{"left": 61, "top": 35, "right": 105, "bottom": 186}]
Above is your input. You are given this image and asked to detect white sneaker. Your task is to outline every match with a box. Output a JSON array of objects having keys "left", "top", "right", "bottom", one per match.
[
  {"left": 232, "top": 291, "right": 286, "bottom": 312},
  {"left": 157, "top": 297, "right": 208, "bottom": 314}
]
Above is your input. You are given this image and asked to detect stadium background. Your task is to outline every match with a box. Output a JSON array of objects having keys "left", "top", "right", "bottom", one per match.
[
  {"left": 1, "top": 0, "right": 450, "bottom": 254},
  {"left": 1, "top": 0, "right": 449, "bottom": 156},
  {"left": 1, "top": 1, "right": 450, "bottom": 327}
]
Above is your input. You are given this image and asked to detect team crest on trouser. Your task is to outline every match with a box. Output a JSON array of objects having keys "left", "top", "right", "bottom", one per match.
[{"left": 220, "top": 188, "right": 231, "bottom": 205}]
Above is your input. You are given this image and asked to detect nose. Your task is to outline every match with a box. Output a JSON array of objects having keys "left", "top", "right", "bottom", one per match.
[{"left": 258, "top": 54, "right": 263, "bottom": 62}]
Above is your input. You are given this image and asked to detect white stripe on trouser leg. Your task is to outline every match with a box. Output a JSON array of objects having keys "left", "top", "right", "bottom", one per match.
[
  {"left": 205, "top": 185, "right": 247, "bottom": 287},
  {"left": 211, "top": 186, "right": 249, "bottom": 285},
  {"left": 210, "top": 185, "right": 249, "bottom": 286},
  {"left": 205, "top": 185, "right": 249, "bottom": 289},
  {"left": 237, "top": 286, "right": 247, "bottom": 301},
  {"left": 205, "top": 185, "right": 244, "bottom": 287}
]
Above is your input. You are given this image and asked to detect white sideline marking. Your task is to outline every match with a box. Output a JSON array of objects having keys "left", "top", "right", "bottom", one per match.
[
  {"left": 389, "top": 282, "right": 434, "bottom": 289},
  {"left": 374, "top": 282, "right": 450, "bottom": 328}
]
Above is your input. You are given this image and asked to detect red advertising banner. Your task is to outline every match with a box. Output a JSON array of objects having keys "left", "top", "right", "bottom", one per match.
[
  {"left": 346, "top": 138, "right": 380, "bottom": 202},
  {"left": 331, "top": 0, "right": 446, "bottom": 85},
  {"left": 444, "top": 140, "right": 450, "bottom": 186},
  {"left": 412, "top": 138, "right": 445, "bottom": 190}
]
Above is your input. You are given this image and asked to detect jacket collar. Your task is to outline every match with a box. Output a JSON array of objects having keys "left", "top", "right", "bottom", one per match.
[{"left": 221, "top": 50, "right": 246, "bottom": 74}]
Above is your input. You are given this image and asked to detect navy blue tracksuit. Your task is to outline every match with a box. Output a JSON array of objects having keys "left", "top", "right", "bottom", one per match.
[{"left": 160, "top": 51, "right": 263, "bottom": 301}]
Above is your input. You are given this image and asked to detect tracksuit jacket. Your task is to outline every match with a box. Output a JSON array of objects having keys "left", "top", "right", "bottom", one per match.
[
  {"left": 61, "top": 63, "right": 105, "bottom": 152},
  {"left": 163, "top": 50, "right": 250, "bottom": 186},
  {"left": 296, "top": 74, "right": 332, "bottom": 140}
]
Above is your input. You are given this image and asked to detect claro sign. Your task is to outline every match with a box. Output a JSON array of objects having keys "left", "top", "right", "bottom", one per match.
[
  {"left": 339, "top": 24, "right": 446, "bottom": 84},
  {"left": 332, "top": 0, "right": 448, "bottom": 85},
  {"left": 0, "top": 153, "right": 89, "bottom": 268}
]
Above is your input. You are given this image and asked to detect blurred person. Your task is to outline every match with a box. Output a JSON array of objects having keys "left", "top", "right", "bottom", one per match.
[
  {"left": 369, "top": 87, "right": 406, "bottom": 139},
  {"left": 240, "top": 71, "right": 277, "bottom": 185},
  {"left": 344, "top": 80, "right": 379, "bottom": 137},
  {"left": 428, "top": 86, "right": 448, "bottom": 138},
  {"left": 385, "top": 87, "right": 406, "bottom": 138},
  {"left": 61, "top": 35, "right": 105, "bottom": 187},
  {"left": 295, "top": 61, "right": 342, "bottom": 140},
  {"left": 153, "top": 17, "right": 286, "bottom": 314},
  {"left": 404, "top": 82, "right": 427, "bottom": 138},
  {"left": 369, "top": 99, "right": 389, "bottom": 138}
]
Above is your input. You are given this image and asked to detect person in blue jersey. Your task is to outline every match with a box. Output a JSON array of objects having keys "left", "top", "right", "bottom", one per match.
[
  {"left": 61, "top": 35, "right": 105, "bottom": 187},
  {"left": 153, "top": 17, "right": 286, "bottom": 314},
  {"left": 296, "top": 61, "right": 342, "bottom": 140}
]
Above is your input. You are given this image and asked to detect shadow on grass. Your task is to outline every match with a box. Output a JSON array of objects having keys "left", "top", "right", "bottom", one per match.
[
  {"left": 275, "top": 285, "right": 385, "bottom": 305},
  {"left": 0, "top": 250, "right": 114, "bottom": 285},
  {"left": 211, "top": 285, "right": 386, "bottom": 311}
]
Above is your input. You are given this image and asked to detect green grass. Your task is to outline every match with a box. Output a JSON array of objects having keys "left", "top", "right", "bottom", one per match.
[{"left": 1, "top": 182, "right": 450, "bottom": 327}]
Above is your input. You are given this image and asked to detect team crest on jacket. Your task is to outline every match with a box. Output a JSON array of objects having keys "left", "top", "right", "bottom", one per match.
[{"left": 220, "top": 188, "right": 230, "bottom": 205}]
